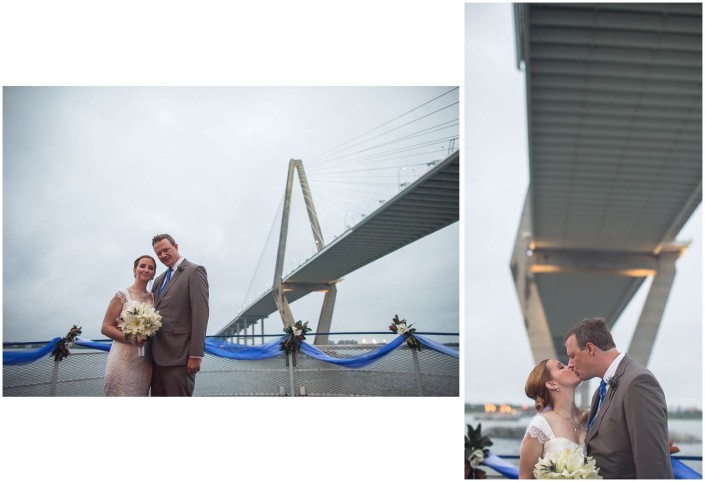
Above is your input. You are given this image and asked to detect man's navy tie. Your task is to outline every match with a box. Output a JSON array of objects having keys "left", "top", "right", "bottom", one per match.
[
  {"left": 158, "top": 267, "right": 173, "bottom": 298},
  {"left": 588, "top": 379, "right": 608, "bottom": 430}
]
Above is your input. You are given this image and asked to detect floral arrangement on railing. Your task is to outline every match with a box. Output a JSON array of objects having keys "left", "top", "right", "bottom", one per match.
[
  {"left": 388, "top": 314, "right": 421, "bottom": 350},
  {"left": 465, "top": 423, "right": 493, "bottom": 479},
  {"left": 50, "top": 325, "right": 82, "bottom": 362},
  {"left": 280, "top": 320, "right": 311, "bottom": 354}
]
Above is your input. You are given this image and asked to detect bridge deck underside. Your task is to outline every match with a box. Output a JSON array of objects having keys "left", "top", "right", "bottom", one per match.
[
  {"left": 514, "top": 3, "right": 702, "bottom": 358},
  {"left": 521, "top": 3, "right": 701, "bottom": 253}
]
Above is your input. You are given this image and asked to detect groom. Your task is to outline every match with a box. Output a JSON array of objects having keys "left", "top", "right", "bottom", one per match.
[
  {"left": 564, "top": 317, "right": 672, "bottom": 479},
  {"left": 150, "top": 233, "right": 209, "bottom": 396}
]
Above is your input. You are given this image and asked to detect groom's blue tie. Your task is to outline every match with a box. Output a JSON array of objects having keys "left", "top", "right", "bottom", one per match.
[
  {"left": 158, "top": 267, "right": 173, "bottom": 298},
  {"left": 588, "top": 379, "right": 608, "bottom": 430}
]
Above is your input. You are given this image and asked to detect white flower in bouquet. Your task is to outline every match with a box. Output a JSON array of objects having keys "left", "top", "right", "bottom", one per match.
[
  {"left": 534, "top": 447, "right": 602, "bottom": 479},
  {"left": 396, "top": 323, "right": 409, "bottom": 334},
  {"left": 120, "top": 302, "right": 162, "bottom": 343}
]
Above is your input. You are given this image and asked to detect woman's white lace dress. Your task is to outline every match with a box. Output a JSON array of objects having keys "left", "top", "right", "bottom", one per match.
[
  {"left": 103, "top": 288, "right": 153, "bottom": 396},
  {"left": 524, "top": 413, "right": 585, "bottom": 458}
]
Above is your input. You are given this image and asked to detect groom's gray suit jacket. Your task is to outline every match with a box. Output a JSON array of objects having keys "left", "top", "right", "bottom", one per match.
[
  {"left": 150, "top": 259, "right": 209, "bottom": 367},
  {"left": 585, "top": 354, "right": 673, "bottom": 479}
]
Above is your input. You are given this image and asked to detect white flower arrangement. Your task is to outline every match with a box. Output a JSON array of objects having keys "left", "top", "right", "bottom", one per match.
[
  {"left": 119, "top": 302, "right": 162, "bottom": 355},
  {"left": 388, "top": 314, "right": 414, "bottom": 335},
  {"left": 468, "top": 448, "right": 485, "bottom": 468},
  {"left": 280, "top": 320, "right": 311, "bottom": 354},
  {"left": 388, "top": 314, "right": 421, "bottom": 350},
  {"left": 533, "top": 447, "right": 602, "bottom": 479}
]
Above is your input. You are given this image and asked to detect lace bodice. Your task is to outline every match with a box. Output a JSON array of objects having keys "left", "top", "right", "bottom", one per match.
[
  {"left": 524, "top": 413, "right": 584, "bottom": 458},
  {"left": 116, "top": 287, "right": 153, "bottom": 306}
]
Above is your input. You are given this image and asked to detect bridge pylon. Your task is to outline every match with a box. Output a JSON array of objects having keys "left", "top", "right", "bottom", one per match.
[
  {"left": 273, "top": 159, "right": 338, "bottom": 343},
  {"left": 511, "top": 190, "right": 689, "bottom": 371}
]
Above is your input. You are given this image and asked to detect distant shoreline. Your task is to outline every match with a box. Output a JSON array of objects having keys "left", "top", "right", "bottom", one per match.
[{"left": 464, "top": 403, "right": 703, "bottom": 420}]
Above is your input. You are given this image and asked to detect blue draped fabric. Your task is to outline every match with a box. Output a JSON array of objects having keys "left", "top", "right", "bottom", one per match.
[
  {"left": 483, "top": 452, "right": 519, "bottom": 479},
  {"left": 75, "top": 337, "right": 112, "bottom": 352},
  {"left": 3, "top": 338, "right": 61, "bottom": 365},
  {"left": 204, "top": 337, "right": 283, "bottom": 360},
  {"left": 672, "top": 457, "right": 702, "bottom": 479},
  {"left": 300, "top": 335, "right": 406, "bottom": 368},
  {"left": 414, "top": 334, "right": 459, "bottom": 358},
  {"left": 203, "top": 334, "right": 457, "bottom": 366},
  {"left": 5, "top": 333, "right": 459, "bottom": 368},
  {"left": 480, "top": 454, "right": 701, "bottom": 479},
  {"left": 203, "top": 334, "right": 458, "bottom": 367}
]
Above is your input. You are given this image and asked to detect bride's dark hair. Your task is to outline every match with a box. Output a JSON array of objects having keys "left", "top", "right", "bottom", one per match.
[{"left": 525, "top": 359, "right": 553, "bottom": 412}]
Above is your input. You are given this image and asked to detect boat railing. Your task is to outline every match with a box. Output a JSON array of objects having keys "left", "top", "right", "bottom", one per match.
[{"left": 3, "top": 332, "right": 459, "bottom": 397}]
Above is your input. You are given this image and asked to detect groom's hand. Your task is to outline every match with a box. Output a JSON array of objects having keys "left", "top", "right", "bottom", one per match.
[{"left": 186, "top": 357, "right": 201, "bottom": 375}]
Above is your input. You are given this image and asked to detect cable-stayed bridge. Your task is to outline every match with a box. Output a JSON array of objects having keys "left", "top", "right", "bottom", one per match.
[
  {"left": 510, "top": 4, "right": 701, "bottom": 374},
  {"left": 217, "top": 88, "right": 459, "bottom": 343}
]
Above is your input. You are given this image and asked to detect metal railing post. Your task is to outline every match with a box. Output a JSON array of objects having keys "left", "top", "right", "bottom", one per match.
[
  {"left": 287, "top": 352, "right": 296, "bottom": 396},
  {"left": 411, "top": 346, "right": 424, "bottom": 396},
  {"left": 50, "top": 359, "right": 60, "bottom": 396}
]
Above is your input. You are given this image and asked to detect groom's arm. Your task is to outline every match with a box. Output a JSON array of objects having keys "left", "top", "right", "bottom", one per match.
[
  {"left": 188, "top": 265, "right": 209, "bottom": 358},
  {"left": 624, "top": 373, "right": 673, "bottom": 479}
]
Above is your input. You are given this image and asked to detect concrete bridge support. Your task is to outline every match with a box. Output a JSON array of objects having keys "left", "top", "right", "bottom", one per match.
[
  {"left": 511, "top": 194, "right": 688, "bottom": 376},
  {"left": 273, "top": 159, "right": 338, "bottom": 336}
]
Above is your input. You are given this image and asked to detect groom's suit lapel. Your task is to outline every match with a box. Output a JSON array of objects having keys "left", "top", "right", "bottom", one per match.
[
  {"left": 586, "top": 387, "right": 600, "bottom": 444},
  {"left": 156, "top": 259, "right": 188, "bottom": 302},
  {"left": 153, "top": 272, "right": 165, "bottom": 306},
  {"left": 587, "top": 355, "right": 631, "bottom": 441}
]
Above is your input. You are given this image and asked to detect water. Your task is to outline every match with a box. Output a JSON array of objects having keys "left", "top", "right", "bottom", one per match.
[{"left": 465, "top": 413, "right": 702, "bottom": 475}]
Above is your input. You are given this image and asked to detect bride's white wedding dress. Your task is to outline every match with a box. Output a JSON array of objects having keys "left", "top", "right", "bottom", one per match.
[
  {"left": 103, "top": 288, "right": 153, "bottom": 396},
  {"left": 524, "top": 412, "right": 585, "bottom": 458}
]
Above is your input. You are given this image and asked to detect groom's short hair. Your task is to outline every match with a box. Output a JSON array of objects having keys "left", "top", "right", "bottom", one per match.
[
  {"left": 564, "top": 317, "right": 616, "bottom": 351},
  {"left": 152, "top": 233, "right": 177, "bottom": 247}
]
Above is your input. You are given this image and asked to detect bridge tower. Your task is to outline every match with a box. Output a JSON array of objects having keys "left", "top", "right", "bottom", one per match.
[{"left": 273, "top": 159, "right": 338, "bottom": 344}]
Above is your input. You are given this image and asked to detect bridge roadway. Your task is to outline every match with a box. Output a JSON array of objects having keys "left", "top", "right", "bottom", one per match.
[
  {"left": 511, "top": 3, "right": 702, "bottom": 367},
  {"left": 217, "top": 150, "right": 459, "bottom": 338}
]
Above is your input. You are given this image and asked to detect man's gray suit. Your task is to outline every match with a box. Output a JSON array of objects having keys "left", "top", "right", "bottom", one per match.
[
  {"left": 150, "top": 259, "right": 209, "bottom": 396},
  {"left": 585, "top": 354, "right": 673, "bottom": 479}
]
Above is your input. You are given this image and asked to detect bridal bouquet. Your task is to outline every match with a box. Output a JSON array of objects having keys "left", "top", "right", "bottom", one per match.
[
  {"left": 119, "top": 302, "right": 162, "bottom": 356},
  {"left": 534, "top": 447, "right": 602, "bottom": 479}
]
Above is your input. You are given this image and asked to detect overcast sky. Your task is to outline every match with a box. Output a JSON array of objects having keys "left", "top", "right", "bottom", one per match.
[
  {"left": 465, "top": 3, "right": 702, "bottom": 410},
  {"left": 4, "top": 86, "right": 459, "bottom": 345}
]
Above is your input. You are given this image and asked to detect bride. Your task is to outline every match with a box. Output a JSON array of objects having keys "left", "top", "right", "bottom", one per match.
[
  {"left": 101, "top": 255, "right": 156, "bottom": 396},
  {"left": 519, "top": 359, "right": 589, "bottom": 478}
]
